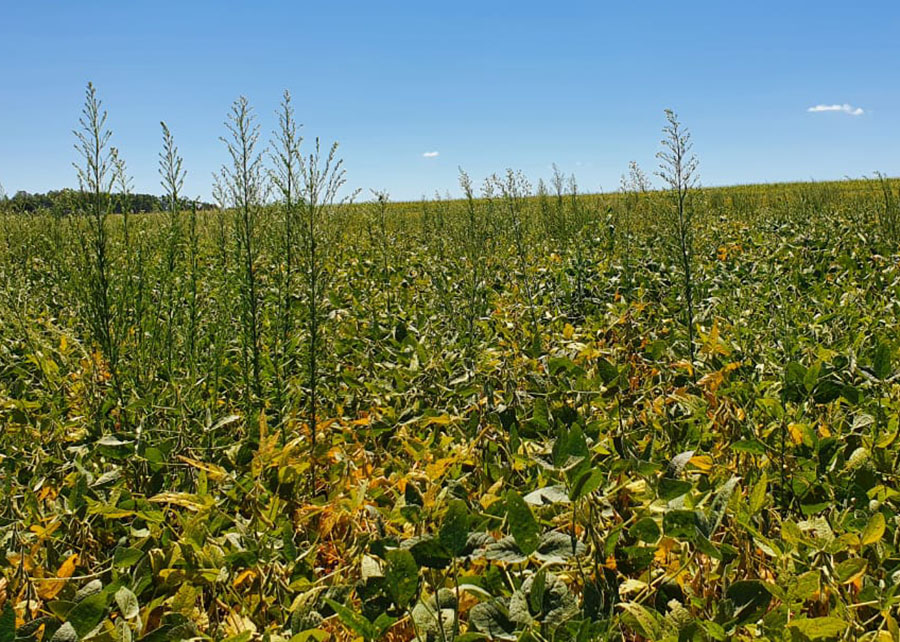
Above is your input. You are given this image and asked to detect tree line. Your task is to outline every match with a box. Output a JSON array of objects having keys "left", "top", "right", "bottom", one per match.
[{"left": 0, "top": 186, "right": 216, "bottom": 215}]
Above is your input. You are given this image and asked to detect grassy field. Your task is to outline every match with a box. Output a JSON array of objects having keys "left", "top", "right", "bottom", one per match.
[{"left": 3, "top": 94, "right": 900, "bottom": 642}]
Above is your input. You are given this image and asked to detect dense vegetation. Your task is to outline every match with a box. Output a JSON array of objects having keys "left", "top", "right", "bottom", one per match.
[
  {"left": 0, "top": 189, "right": 215, "bottom": 216},
  {"left": 2, "top": 85, "right": 900, "bottom": 642}
]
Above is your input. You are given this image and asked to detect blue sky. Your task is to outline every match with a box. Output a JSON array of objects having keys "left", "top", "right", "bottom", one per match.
[{"left": 1, "top": 1, "right": 898, "bottom": 201}]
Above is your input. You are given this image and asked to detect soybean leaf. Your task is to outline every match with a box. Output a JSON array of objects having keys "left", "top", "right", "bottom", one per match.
[
  {"left": 861, "top": 512, "right": 885, "bottom": 546},
  {"left": 0, "top": 603, "right": 14, "bottom": 642},
  {"left": 726, "top": 580, "right": 771, "bottom": 626},
  {"left": 787, "top": 617, "right": 848, "bottom": 639},
  {"left": 115, "top": 586, "right": 140, "bottom": 620},
  {"left": 534, "top": 531, "right": 585, "bottom": 563},
  {"left": 324, "top": 599, "right": 375, "bottom": 641},
  {"left": 506, "top": 490, "right": 540, "bottom": 556},
  {"left": 66, "top": 591, "right": 108, "bottom": 638},
  {"left": 385, "top": 550, "right": 419, "bottom": 610},
  {"left": 485, "top": 536, "right": 527, "bottom": 564},
  {"left": 439, "top": 499, "right": 470, "bottom": 557},
  {"left": 629, "top": 518, "right": 661, "bottom": 544},
  {"left": 619, "top": 602, "right": 660, "bottom": 639},
  {"left": 469, "top": 599, "right": 516, "bottom": 641}
]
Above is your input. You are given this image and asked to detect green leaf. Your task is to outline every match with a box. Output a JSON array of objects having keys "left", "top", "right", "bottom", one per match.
[
  {"left": 619, "top": 601, "right": 660, "bottom": 639},
  {"left": 834, "top": 558, "right": 867, "bottom": 584},
  {"left": 725, "top": 580, "right": 771, "bottom": 626},
  {"left": 511, "top": 573, "right": 577, "bottom": 633},
  {"left": 730, "top": 440, "right": 767, "bottom": 455},
  {"left": 372, "top": 613, "right": 398, "bottom": 637},
  {"left": 702, "top": 476, "right": 738, "bottom": 537},
  {"left": 439, "top": 499, "right": 470, "bottom": 557},
  {"left": 0, "top": 602, "right": 14, "bottom": 642},
  {"left": 534, "top": 531, "right": 585, "bottom": 563},
  {"left": 663, "top": 510, "right": 699, "bottom": 541},
  {"left": 569, "top": 468, "right": 603, "bottom": 501},
  {"left": 324, "top": 599, "right": 376, "bottom": 641},
  {"left": 113, "top": 547, "right": 143, "bottom": 569},
  {"left": 115, "top": 586, "right": 140, "bottom": 620},
  {"left": 595, "top": 358, "right": 619, "bottom": 386},
  {"left": 409, "top": 536, "right": 453, "bottom": 569},
  {"left": 861, "top": 512, "right": 885, "bottom": 546},
  {"left": 529, "top": 569, "right": 546, "bottom": 614},
  {"left": 484, "top": 536, "right": 527, "bottom": 563},
  {"left": 700, "top": 620, "right": 727, "bottom": 641},
  {"left": 66, "top": 590, "right": 108, "bottom": 638},
  {"left": 748, "top": 472, "right": 768, "bottom": 515},
  {"left": 405, "top": 482, "right": 424, "bottom": 507},
  {"left": 469, "top": 599, "right": 516, "bottom": 641},
  {"left": 658, "top": 477, "right": 693, "bottom": 500},
  {"left": 790, "top": 571, "right": 820, "bottom": 601},
  {"left": 557, "top": 425, "right": 591, "bottom": 484},
  {"left": 506, "top": 490, "right": 540, "bottom": 556},
  {"left": 289, "top": 630, "right": 330, "bottom": 642},
  {"left": 629, "top": 517, "right": 660, "bottom": 544},
  {"left": 781, "top": 520, "right": 805, "bottom": 545},
  {"left": 49, "top": 623, "right": 79, "bottom": 642},
  {"left": 385, "top": 550, "right": 419, "bottom": 610},
  {"left": 523, "top": 486, "right": 570, "bottom": 505},
  {"left": 787, "top": 616, "right": 848, "bottom": 639},
  {"left": 873, "top": 340, "right": 893, "bottom": 380},
  {"left": 694, "top": 532, "right": 723, "bottom": 560},
  {"left": 116, "top": 618, "right": 133, "bottom": 642}
]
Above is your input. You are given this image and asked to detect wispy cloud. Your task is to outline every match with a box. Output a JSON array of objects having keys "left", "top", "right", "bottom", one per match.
[
  {"left": 807, "top": 103, "right": 864, "bottom": 116},
  {"left": 422, "top": 151, "right": 439, "bottom": 158}
]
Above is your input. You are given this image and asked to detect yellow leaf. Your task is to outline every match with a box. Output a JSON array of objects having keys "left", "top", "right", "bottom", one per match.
[
  {"left": 30, "top": 520, "right": 60, "bottom": 540},
  {"left": 233, "top": 568, "right": 257, "bottom": 589},
  {"left": 258, "top": 411, "right": 269, "bottom": 454},
  {"left": 788, "top": 423, "right": 804, "bottom": 445},
  {"left": 700, "top": 319, "right": 730, "bottom": 357},
  {"left": 37, "top": 486, "right": 58, "bottom": 502},
  {"left": 689, "top": 455, "right": 714, "bottom": 472},
  {"left": 37, "top": 553, "right": 78, "bottom": 600},
  {"left": 177, "top": 456, "right": 227, "bottom": 482},
  {"left": 223, "top": 611, "right": 257, "bottom": 637},
  {"left": 674, "top": 360, "right": 694, "bottom": 376},
  {"left": 563, "top": 323, "right": 574, "bottom": 340},
  {"left": 654, "top": 537, "right": 677, "bottom": 564},
  {"left": 148, "top": 492, "right": 212, "bottom": 512},
  {"left": 861, "top": 512, "right": 886, "bottom": 546},
  {"left": 423, "top": 414, "right": 454, "bottom": 427},
  {"left": 425, "top": 457, "right": 455, "bottom": 481},
  {"left": 698, "top": 370, "right": 724, "bottom": 392}
]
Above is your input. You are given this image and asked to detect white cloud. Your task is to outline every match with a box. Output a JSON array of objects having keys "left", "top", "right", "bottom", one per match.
[
  {"left": 422, "top": 151, "right": 439, "bottom": 158},
  {"left": 807, "top": 103, "right": 864, "bottom": 116}
]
